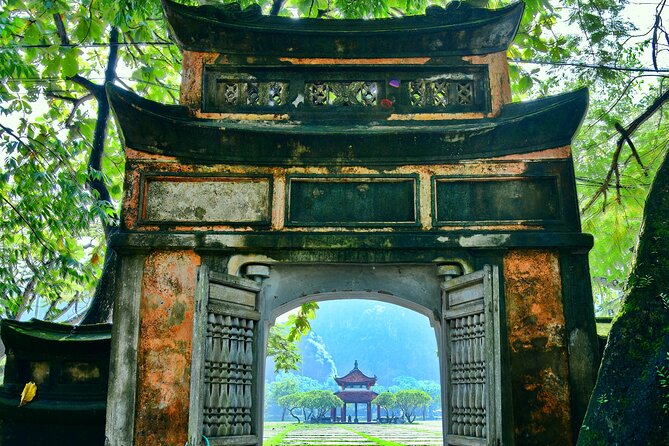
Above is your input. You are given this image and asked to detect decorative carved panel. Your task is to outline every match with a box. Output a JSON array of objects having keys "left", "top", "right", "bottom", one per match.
[
  {"left": 449, "top": 312, "right": 486, "bottom": 438},
  {"left": 189, "top": 268, "right": 261, "bottom": 446},
  {"left": 442, "top": 266, "right": 504, "bottom": 446},
  {"left": 306, "top": 82, "right": 378, "bottom": 106},
  {"left": 202, "top": 66, "right": 488, "bottom": 115},
  {"left": 212, "top": 79, "right": 289, "bottom": 107},
  {"left": 203, "top": 313, "right": 255, "bottom": 437}
]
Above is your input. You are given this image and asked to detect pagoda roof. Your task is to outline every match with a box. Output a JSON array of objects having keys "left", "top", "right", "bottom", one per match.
[
  {"left": 0, "top": 318, "right": 111, "bottom": 358},
  {"left": 106, "top": 84, "right": 588, "bottom": 167},
  {"left": 335, "top": 390, "right": 379, "bottom": 404},
  {"left": 335, "top": 362, "right": 377, "bottom": 386},
  {"left": 162, "top": 0, "right": 524, "bottom": 58}
]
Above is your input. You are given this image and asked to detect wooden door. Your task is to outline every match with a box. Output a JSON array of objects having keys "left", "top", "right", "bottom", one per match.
[
  {"left": 188, "top": 266, "right": 261, "bottom": 446},
  {"left": 442, "top": 265, "right": 505, "bottom": 446}
]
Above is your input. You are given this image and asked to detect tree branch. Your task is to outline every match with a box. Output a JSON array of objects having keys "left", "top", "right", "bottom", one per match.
[
  {"left": 47, "top": 92, "right": 95, "bottom": 127},
  {"left": 52, "top": 13, "right": 70, "bottom": 45},
  {"left": 87, "top": 26, "right": 120, "bottom": 237},
  {"left": 53, "top": 13, "right": 104, "bottom": 96},
  {"left": 270, "top": 0, "right": 286, "bottom": 16},
  {"left": 582, "top": 87, "right": 669, "bottom": 212}
]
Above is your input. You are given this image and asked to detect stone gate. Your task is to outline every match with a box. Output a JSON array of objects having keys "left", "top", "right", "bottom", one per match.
[{"left": 104, "top": 1, "right": 599, "bottom": 445}]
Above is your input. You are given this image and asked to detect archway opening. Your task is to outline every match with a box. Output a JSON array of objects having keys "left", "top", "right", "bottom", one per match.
[{"left": 263, "top": 297, "right": 444, "bottom": 446}]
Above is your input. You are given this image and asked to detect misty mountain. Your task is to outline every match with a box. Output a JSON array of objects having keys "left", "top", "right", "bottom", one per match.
[{"left": 267, "top": 299, "right": 440, "bottom": 386}]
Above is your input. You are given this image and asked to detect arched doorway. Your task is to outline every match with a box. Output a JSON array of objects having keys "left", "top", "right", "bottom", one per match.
[{"left": 186, "top": 262, "right": 506, "bottom": 445}]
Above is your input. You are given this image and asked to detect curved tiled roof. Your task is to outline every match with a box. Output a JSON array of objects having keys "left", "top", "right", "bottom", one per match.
[
  {"left": 335, "top": 362, "right": 377, "bottom": 386},
  {"left": 335, "top": 390, "right": 379, "bottom": 404},
  {"left": 162, "top": 0, "right": 524, "bottom": 58}
]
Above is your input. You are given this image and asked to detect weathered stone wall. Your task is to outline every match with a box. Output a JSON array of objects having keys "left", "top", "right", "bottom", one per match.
[
  {"left": 133, "top": 250, "right": 200, "bottom": 446},
  {"left": 504, "top": 250, "right": 573, "bottom": 445}
]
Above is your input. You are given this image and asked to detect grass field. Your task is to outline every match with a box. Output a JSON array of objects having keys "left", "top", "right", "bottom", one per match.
[{"left": 263, "top": 421, "right": 444, "bottom": 446}]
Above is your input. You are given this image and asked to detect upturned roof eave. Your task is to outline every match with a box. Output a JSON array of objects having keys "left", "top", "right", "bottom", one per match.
[
  {"left": 106, "top": 83, "right": 588, "bottom": 167},
  {"left": 162, "top": 0, "right": 525, "bottom": 57}
]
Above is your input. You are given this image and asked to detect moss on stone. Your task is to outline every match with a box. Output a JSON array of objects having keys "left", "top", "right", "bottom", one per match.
[{"left": 577, "top": 150, "right": 669, "bottom": 445}]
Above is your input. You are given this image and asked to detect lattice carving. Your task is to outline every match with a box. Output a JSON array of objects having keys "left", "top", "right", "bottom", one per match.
[
  {"left": 408, "top": 81, "right": 428, "bottom": 107},
  {"left": 449, "top": 312, "right": 486, "bottom": 438},
  {"left": 408, "top": 80, "right": 451, "bottom": 107},
  {"left": 246, "top": 82, "right": 260, "bottom": 106},
  {"left": 305, "top": 82, "right": 378, "bottom": 106},
  {"left": 432, "top": 81, "right": 449, "bottom": 106},
  {"left": 268, "top": 82, "right": 285, "bottom": 106},
  {"left": 203, "top": 313, "right": 255, "bottom": 437},
  {"left": 222, "top": 83, "right": 240, "bottom": 105},
  {"left": 457, "top": 82, "right": 474, "bottom": 105},
  {"left": 208, "top": 72, "right": 482, "bottom": 111},
  {"left": 308, "top": 83, "right": 330, "bottom": 105},
  {"left": 215, "top": 80, "right": 288, "bottom": 107}
]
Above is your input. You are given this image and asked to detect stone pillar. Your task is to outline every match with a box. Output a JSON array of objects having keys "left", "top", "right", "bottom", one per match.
[
  {"left": 243, "top": 263, "right": 271, "bottom": 445},
  {"left": 436, "top": 263, "right": 463, "bottom": 442},
  {"left": 367, "top": 402, "right": 372, "bottom": 422}
]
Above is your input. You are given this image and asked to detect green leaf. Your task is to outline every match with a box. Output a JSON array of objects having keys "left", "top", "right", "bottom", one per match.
[{"left": 61, "top": 49, "right": 79, "bottom": 78}]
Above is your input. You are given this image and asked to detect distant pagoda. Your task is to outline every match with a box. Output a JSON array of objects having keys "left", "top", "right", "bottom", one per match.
[{"left": 331, "top": 361, "right": 379, "bottom": 423}]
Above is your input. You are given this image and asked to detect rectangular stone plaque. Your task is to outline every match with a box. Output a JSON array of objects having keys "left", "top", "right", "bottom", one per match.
[
  {"left": 434, "top": 177, "right": 561, "bottom": 224},
  {"left": 287, "top": 176, "right": 418, "bottom": 226},
  {"left": 141, "top": 175, "right": 271, "bottom": 225}
]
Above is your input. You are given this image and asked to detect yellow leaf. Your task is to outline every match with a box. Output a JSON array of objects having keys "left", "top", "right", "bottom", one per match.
[{"left": 19, "top": 381, "right": 37, "bottom": 407}]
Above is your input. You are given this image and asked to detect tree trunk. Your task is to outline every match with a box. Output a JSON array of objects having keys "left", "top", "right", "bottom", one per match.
[
  {"left": 578, "top": 149, "right": 669, "bottom": 445},
  {"left": 281, "top": 407, "right": 286, "bottom": 422},
  {"left": 288, "top": 408, "right": 300, "bottom": 423},
  {"left": 80, "top": 240, "right": 118, "bottom": 324}
]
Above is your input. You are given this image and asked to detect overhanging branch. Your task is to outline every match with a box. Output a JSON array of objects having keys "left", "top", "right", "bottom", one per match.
[{"left": 582, "top": 87, "right": 669, "bottom": 212}]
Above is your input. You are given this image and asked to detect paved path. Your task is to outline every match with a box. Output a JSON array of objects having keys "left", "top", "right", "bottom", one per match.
[{"left": 263, "top": 422, "right": 443, "bottom": 446}]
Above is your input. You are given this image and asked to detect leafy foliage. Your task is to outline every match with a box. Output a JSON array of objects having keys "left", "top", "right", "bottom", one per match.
[
  {"left": 267, "top": 301, "right": 319, "bottom": 373},
  {"left": 277, "top": 390, "right": 343, "bottom": 423},
  {"left": 372, "top": 391, "right": 397, "bottom": 418},
  {"left": 394, "top": 389, "right": 433, "bottom": 423},
  {"left": 1, "top": 0, "right": 667, "bottom": 334}
]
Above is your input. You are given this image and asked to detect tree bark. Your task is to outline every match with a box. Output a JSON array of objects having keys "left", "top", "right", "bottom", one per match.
[
  {"left": 79, "top": 27, "right": 120, "bottom": 325},
  {"left": 578, "top": 148, "right": 669, "bottom": 445}
]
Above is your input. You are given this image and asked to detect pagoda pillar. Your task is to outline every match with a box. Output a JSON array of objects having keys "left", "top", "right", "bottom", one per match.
[
  {"left": 342, "top": 404, "right": 346, "bottom": 423},
  {"left": 377, "top": 404, "right": 381, "bottom": 421},
  {"left": 367, "top": 402, "right": 372, "bottom": 422},
  {"left": 331, "top": 407, "right": 336, "bottom": 422},
  {"left": 354, "top": 403, "right": 358, "bottom": 423}
]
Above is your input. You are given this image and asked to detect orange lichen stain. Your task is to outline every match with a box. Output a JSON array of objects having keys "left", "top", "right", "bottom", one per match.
[
  {"left": 134, "top": 250, "right": 200, "bottom": 446},
  {"left": 387, "top": 112, "right": 487, "bottom": 121},
  {"left": 464, "top": 52, "right": 511, "bottom": 116},
  {"left": 504, "top": 250, "right": 566, "bottom": 350},
  {"left": 125, "top": 148, "right": 179, "bottom": 162},
  {"left": 271, "top": 174, "right": 286, "bottom": 230},
  {"left": 504, "top": 250, "right": 573, "bottom": 445},
  {"left": 195, "top": 112, "right": 290, "bottom": 120},
  {"left": 122, "top": 167, "right": 142, "bottom": 230},
  {"left": 436, "top": 224, "right": 543, "bottom": 231},
  {"left": 490, "top": 146, "right": 571, "bottom": 161},
  {"left": 278, "top": 57, "right": 431, "bottom": 65},
  {"left": 180, "top": 51, "right": 218, "bottom": 108}
]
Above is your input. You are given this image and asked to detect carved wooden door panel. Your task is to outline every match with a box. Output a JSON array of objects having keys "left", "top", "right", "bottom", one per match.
[
  {"left": 442, "top": 265, "right": 505, "bottom": 446},
  {"left": 189, "top": 266, "right": 261, "bottom": 446}
]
